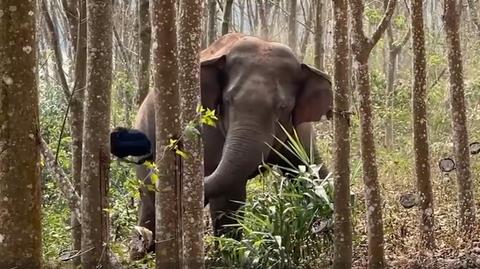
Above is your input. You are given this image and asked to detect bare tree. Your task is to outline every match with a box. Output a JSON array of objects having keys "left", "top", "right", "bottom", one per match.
[
  {"left": 222, "top": 0, "right": 234, "bottom": 35},
  {"left": 331, "top": 0, "right": 353, "bottom": 268},
  {"left": 70, "top": 0, "right": 87, "bottom": 265},
  {"left": 288, "top": 0, "right": 298, "bottom": 52},
  {"left": 0, "top": 2, "right": 42, "bottom": 268},
  {"left": 81, "top": 0, "right": 113, "bottom": 268},
  {"left": 258, "top": 0, "right": 269, "bottom": 38},
  {"left": 314, "top": 0, "right": 325, "bottom": 69},
  {"left": 208, "top": 0, "right": 217, "bottom": 44},
  {"left": 178, "top": 0, "right": 205, "bottom": 267},
  {"left": 384, "top": 0, "right": 410, "bottom": 148},
  {"left": 137, "top": 0, "right": 152, "bottom": 106},
  {"left": 299, "top": 1, "right": 313, "bottom": 61},
  {"left": 411, "top": 0, "right": 435, "bottom": 250},
  {"left": 349, "top": 0, "right": 397, "bottom": 267},
  {"left": 151, "top": 0, "right": 182, "bottom": 267},
  {"left": 467, "top": 0, "right": 480, "bottom": 37},
  {"left": 444, "top": 0, "right": 477, "bottom": 236}
]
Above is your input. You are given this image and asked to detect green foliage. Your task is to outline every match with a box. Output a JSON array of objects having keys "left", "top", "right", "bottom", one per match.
[
  {"left": 207, "top": 129, "right": 334, "bottom": 269},
  {"left": 365, "top": 7, "right": 382, "bottom": 24}
]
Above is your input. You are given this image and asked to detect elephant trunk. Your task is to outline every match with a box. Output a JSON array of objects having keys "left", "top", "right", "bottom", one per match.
[{"left": 204, "top": 122, "right": 273, "bottom": 200}]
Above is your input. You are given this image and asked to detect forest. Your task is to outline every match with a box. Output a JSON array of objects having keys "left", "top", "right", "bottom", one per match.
[{"left": 1, "top": 0, "right": 479, "bottom": 268}]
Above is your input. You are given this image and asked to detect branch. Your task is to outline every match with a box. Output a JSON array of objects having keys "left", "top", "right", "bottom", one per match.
[
  {"left": 370, "top": 0, "right": 398, "bottom": 47},
  {"left": 394, "top": 27, "right": 411, "bottom": 50},
  {"left": 40, "top": 137, "right": 82, "bottom": 222},
  {"left": 41, "top": 0, "right": 71, "bottom": 99},
  {"left": 113, "top": 25, "right": 135, "bottom": 82}
]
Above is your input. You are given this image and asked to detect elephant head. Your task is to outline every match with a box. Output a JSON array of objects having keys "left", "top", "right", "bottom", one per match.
[{"left": 200, "top": 34, "right": 333, "bottom": 201}]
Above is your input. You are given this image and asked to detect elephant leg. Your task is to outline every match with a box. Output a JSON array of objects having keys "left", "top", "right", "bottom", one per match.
[
  {"left": 129, "top": 165, "right": 156, "bottom": 260},
  {"left": 209, "top": 183, "right": 247, "bottom": 240}
]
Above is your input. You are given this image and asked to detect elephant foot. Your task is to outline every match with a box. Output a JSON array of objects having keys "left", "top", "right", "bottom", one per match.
[{"left": 129, "top": 225, "right": 154, "bottom": 261}]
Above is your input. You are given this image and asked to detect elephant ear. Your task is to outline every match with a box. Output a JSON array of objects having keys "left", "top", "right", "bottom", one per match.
[
  {"left": 200, "top": 55, "right": 226, "bottom": 110},
  {"left": 293, "top": 64, "right": 333, "bottom": 125}
]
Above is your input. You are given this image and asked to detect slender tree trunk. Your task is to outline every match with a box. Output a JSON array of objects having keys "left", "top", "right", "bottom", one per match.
[
  {"left": 70, "top": 0, "right": 87, "bottom": 266},
  {"left": 81, "top": 1, "right": 113, "bottom": 268},
  {"left": 299, "top": 1, "right": 313, "bottom": 61},
  {"left": 137, "top": 0, "right": 152, "bottom": 106},
  {"left": 349, "top": 0, "right": 397, "bottom": 267},
  {"left": 444, "top": 0, "right": 477, "bottom": 236},
  {"left": 411, "top": 0, "right": 435, "bottom": 250},
  {"left": 151, "top": 0, "right": 182, "bottom": 267},
  {"left": 178, "top": 0, "right": 205, "bottom": 267},
  {"left": 288, "top": 0, "right": 297, "bottom": 53},
  {"left": 221, "top": 0, "right": 234, "bottom": 35},
  {"left": 467, "top": 0, "right": 480, "bottom": 37},
  {"left": 208, "top": 0, "right": 217, "bottom": 44},
  {"left": 0, "top": 2, "right": 42, "bottom": 268},
  {"left": 314, "top": 0, "right": 324, "bottom": 69},
  {"left": 331, "top": 0, "right": 353, "bottom": 268},
  {"left": 258, "top": 0, "right": 269, "bottom": 38}
]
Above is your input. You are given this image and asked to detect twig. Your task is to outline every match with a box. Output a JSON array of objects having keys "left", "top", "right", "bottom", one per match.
[{"left": 40, "top": 136, "right": 82, "bottom": 222}]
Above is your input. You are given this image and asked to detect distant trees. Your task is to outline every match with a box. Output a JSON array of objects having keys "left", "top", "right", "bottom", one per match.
[
  {"left": 80, "top": 0, "right": 113, "bottom": 268},
  {"left": 0, "top": 2, "right": 42, "bottom": 268},
  {"left": 444, "top": 0, "right": 477, "bottom": 235},
  {"left": 411, "top": 0, "right": 435, "bottom": 250},
  {"left": 331, "top": 0, "right": 353, "bottom": 268},
  {"left": 349, "top": 0, "right": 397, "bottom": 267}
]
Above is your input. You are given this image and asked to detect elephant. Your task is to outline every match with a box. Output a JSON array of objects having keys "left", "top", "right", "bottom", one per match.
[{"left": 130, "top": 33, "right": 333, "bottom": 256}]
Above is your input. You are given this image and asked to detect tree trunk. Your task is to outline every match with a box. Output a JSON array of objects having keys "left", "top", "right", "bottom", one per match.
[
  {"left": 137, "top": 0, "right": 152, "bottom": 106},
  {"left": 467, "top": 0, "right": 480, "bottom": 37},
  {"left": 0, "top": 2, "right": 42, "bottom": 268},
  {"left": 349, "top": 0, "right": 397, "bottom": 267},
  {"left": 258, "top": 0, "right": 269, "bottom": 38},
  {"left": 288, "top": 0, "right": 297, "bottom": 53},
  {"left": 331, "top": 0, "right": 353, "bottom": 268},
  {"left": 444, "top": 0, "right": 477, "bottom": 236},
  {"left": 151, "top": 0, "right": 182, "bottom": 267},
  {"left": 208, "top": 0, "right": 217, "bottom": 44},
  {"left": 221, "top": 0, "right": 234, "bottom": 35},
  {"left": 81, "top": 0, "right": 113, "bottom": 268},
  {"left": 299, "top": 1, "right": 313, "bottom": 61},
  {"left": 70, "top": 0, "right": 87, "bottom": 266},
  {"left": 178, "top": 0, "right": 205, "bottom": 267},
  {"left": 314, "top": 0, "right": 324, "bottom": 69},
  {"left": 411, "top": 0, "right": 435, "bottom": 250}
]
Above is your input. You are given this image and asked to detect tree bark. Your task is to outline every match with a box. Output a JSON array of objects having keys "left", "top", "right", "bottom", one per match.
[
  {"left": 208, "top": 0, "right": 217, "bottom": 44},
  {"left": 0, "top": 2, "right": 42, "bottom": 267},
  {"left": 411, "top": 0, "right": 435, "bottom": 250},
  {"left": 81, "top": 0, "right": 113, "bottom": 268},
  {"left": 70, "top": 1, "right": 87, "bottom": 266},
  {"left": 349, "top": 0, "right": 397, "bottom": 268},
  {"left": 151, "top": 0, "right": 182, "bottom": 267},
  {"left": 288, "top": 0, "right": 297, "bottom": 53},
  {"left": 137, "top": 0, "right": 152, "bottom": 106},
  {"left": 178, "top": 0, "right": 205, "bottom": 268},
  {"left": 331, "top": 0, "right": 353, "bottom": 268},
  {"left": 444, "top": 0, "right": 477, "bottom": 236},
  {"left": 314, "top": 0, "right": 324, "bottom": 69},
  {"left": 221, "top": 0, "right": 234, "bottom": 35}
]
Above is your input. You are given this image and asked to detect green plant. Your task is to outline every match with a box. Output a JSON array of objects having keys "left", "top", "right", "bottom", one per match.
[{"left": 207, "top": 127, "right": 335, "bottom": 269}]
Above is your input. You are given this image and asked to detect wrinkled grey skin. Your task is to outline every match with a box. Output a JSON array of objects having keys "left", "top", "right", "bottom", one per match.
[{"left": 132, "top": 33, "right": 332, "bottom": 253}]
